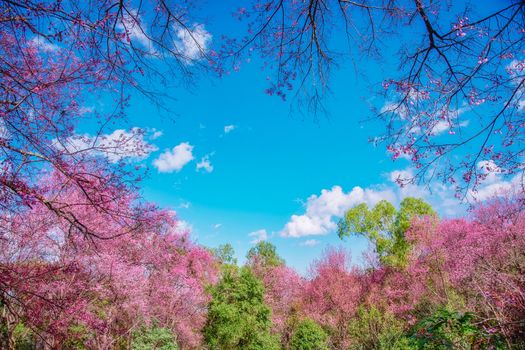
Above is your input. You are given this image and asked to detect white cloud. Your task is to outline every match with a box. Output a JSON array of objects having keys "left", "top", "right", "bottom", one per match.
[
  {"left": 280, "top": 163, "right": 525, "bottom": 239},
  {"left": 118, "top": 10, "right": 154, "bottom": 52},
  {"left": 380, "top": 102, "right": 408, "bottom": 119},
  {"left": 29, "top": 36, "right": 60, "bottom": 52},
  {"left": 249, "top": 229, "right": 268, "bottom": 244},
  {"left": 213, "top": 223, "right": 223, "bottom": 230},
  {"left": 469, "top": 181, "right": 514, "bottom": 201},
  {"left": 430, "top": 111, "right": 469, "bottom": 136},
  {"left": 224, "top": 125, "right": 237, "bottom": 134},
  {"left": 179, "top": 201, "right": 191, "bottom": 209},
  {"left": 57, "top": 127, "right": 157, "bottom": 163},
  {"left": 78, "top": 106, "right": 95, "bottom": 115},
  {"left": 196, "top": 154, "right": 214, "bottom": 173},
  {"left": 381, "top": 100, "right": 470, "bottom": 137},
  {"left": 175, "top": 220, "right": 192, "bottom": 234},
  {"left": 506, "top": 60, "right": 525, "bottom": 108},
  {"left": 280, "top": 167, "right": 474, "bottom": 238},
  {"left": 0, "top": 119, "right": 10, "bottom": 140},
  {"left": 506, "top": 60, "right": 524, "bottom": 81},
  {"left": 389, "top": 167, "right": 523, "bottom": 215},
  {"left": 153, "top": 142, "right": 194, "bottom": 173},
  {"left": 476, "top": 160, "right": 503, "bottom": 184},
  {"left": 300, "top": 239, "right": 320, "bottom": 247},
  {"left": 466, "top": 160, "right": 521, "bottom": 201},
  {"left": 175, "top": 24, "right": 212, "bottom": 62},
  {"left": 150, "top": 129, "right": 163, "bottom": 140},
  {"left": 281, "top": 185, "right": 397, "bottom": 238}
]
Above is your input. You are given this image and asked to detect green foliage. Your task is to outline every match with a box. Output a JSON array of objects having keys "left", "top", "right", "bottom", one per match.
[
  {"left": 212, "top": 243, "right": 238, "bottom": 265},
  {"left": 12, "top": 323, "right": 35, "bottom": 350},
  {"left": 63, "top": 324, "right": 90, "bottom": 349},
  {"left": 409, "top": 308, "right": 500, "bottom": 349},
  {"left": 246, "top": 241, "right": 284, "bottom": 267},
  {"left": 131, "top": 325, "right": 179, "bottom": 350},
  {"left": 203, "top": 265, "right": 280, "bottom": 350},
  {"left": 290, "top": 318, "right": 328, "bottom": 350},
  {"left": 338, "top": 197, "right": 435, "bottom": 268},
  {"left": 347, "top": 305, "right": 414, "bottom": 350},
  {"left": 0, "top": 320, "right": 36, "bottom": 350}
]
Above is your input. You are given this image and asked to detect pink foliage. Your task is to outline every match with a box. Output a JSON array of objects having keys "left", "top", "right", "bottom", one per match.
[
  {"left": 406, "top": 197, "right": 525, "bottom": 338},
  {"left": 0, "top": 175, "right": 218, "bottom": 349},
  {"left": 253, "top": 263, "right": 304, "bottom": 335},
  {"left": 292, "top": 197, "right": 525, "bottom": 345},
  {"left": 302, "top": 248, "right": 362, "bottom": 349}
]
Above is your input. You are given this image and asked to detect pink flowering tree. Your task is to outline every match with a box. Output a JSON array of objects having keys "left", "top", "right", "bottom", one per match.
[
  {"left": 406, "top": 196, "right": 525, "bottom": 346},
  {"left": 246, "top": 242, "right": 305, "bottom": 341},
  {"left": 0, "top": 2, "right": 217, "bottom": 347},
  {"left": 302, "top": 248, "right": 363, "bottom": 349},
  {"left": 251, "top": 261, "right": 305, "bottom": 343},
  {"left": 0, "top": 172, "right": 218, "bottom": 349},
  {"left": 0, "top": 0, "right": 215, "bottom": 232}
]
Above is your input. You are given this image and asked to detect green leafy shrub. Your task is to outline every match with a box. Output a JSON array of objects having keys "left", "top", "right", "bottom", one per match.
[
  {"left": 347, "top": 305, "right": 414, "bottom": 350},
  {"left": 409, "top": 308, "right": 502, "bottom": 349},
  {"left": 131, "top": 325, "right": 179, "bottom": 350},
  {"left": 290, "top": 318, "right": 328, "bottom": 350}
]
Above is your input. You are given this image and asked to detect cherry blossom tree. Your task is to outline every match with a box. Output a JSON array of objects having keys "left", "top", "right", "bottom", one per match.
[
  {"left": 406, "top": 195, "right": 525, "bottom": 347},
  {"left": 0, "top": 173, "right": 217, "bottom": 349},
  {"left": 302, "top": 248, "right": 363, "bottom": 349},
  {"left": 1, "top": 2, "right": 216, "bottom": 346},
  {"left": 0, "top": 0, "right": 215, "bottom": 234}
]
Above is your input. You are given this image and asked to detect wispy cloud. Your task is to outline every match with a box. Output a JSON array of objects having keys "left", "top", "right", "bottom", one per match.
[
  {"left": 179, "top": 201, "right": 191, "bottom": 209},
  {"left": 249, "top": 229, "right": 268, "bottom": 244},
  {"left": 56, "top": 127, "right": 158, "bottom": 163},
  {"left": 196, "top": 154, "right": 214, "bottom": 173},
  {"left": 30, "top": 36, "right": 60, "bottom": 52},
  {"left": 150, "top": 129, "right": 163, "bottom": 140},
  {"left": 224, "top": 125, "right": 237, "bottom": 134},
  {"left": 300, "top": 239, "right": 320, "bottom": 247},
  {"left": 117, "top": 10, "right": 157, "bottom": 55},
  {"left": 174, "top": 24, "right": 212, "bottom": 62}
]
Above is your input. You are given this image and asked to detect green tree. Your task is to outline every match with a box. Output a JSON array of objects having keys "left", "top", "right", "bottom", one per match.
[
  {"left": 338, "top": 197, "right": 435, "bottom": 268},
  {"left": 347, "top": 306, "right": 414, "bottom": 350},
  {"left": 409, "top": 308, "right": 501, "bottom": 350},
  {"left": 131, "top": 325, "right": 179, "bottom": 350},
  {"left": 203, "top": 266, "right": 280, "bottom": 350},
  {"left": 290, "top": 319, "right": 329, "bottom": 350},
  {"left": 246, "top": 241, "right": 284, "bottom": 267},
  {"left": 211, "top": 243, "right": 238, "bottom": 265}
]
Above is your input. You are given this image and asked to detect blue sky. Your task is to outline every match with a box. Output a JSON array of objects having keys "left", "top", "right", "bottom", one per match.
[
  {"left": 117, "top": 60, "right": 451, "bottom": 274},
  {"left": 75, "top": 1, "right": 518, "bottom": 274},
  {"left": 113, "top": 60, "right": 399, "bottom": 273}
]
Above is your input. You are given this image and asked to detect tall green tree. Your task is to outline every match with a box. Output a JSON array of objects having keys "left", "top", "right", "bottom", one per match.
[
  {"left": 203, "top": 266, "right": 280, "bottom": 350},
  {"left": 211, "top": 243, "right": 238, "bottom": 265},
  {"left": 338, "top": 197, "right": 435, "bottom": 268},
  {"left": 246, "top": 241, "right": 284, "bottom": 267}
]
